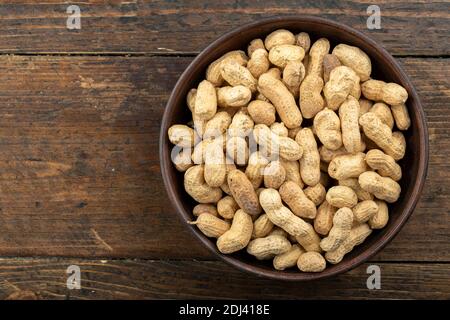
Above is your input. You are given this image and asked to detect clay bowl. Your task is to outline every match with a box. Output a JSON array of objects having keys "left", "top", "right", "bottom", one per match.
[{"left": 160, "top": 16, "right": 428, "bottom": 280}]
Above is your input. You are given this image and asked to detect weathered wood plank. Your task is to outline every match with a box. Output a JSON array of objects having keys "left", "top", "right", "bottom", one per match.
[
  {"left": 0, "top": 258, "right": 448, "bottom": 299},
  {"left": 0, "top": 56, "right": 448, "bottom": 261},
  {"left": 0, "top": 1, "right": 448, "bottom": 55}
]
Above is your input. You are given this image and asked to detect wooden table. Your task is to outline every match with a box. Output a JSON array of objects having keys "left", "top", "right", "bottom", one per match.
[{"left": 0, "top": 1, "right": 448, "bottom": 300}]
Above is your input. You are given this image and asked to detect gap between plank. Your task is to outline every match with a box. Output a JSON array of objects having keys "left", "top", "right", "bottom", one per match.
[
  {"left": 0, "top": 51, "right": 198, "bottom": 57},
  {"left": 0, "top": 52, "right": 448, "bottom": 58},
  {"left": 0, "top": 256, "right": 448, "bottom": 264}
]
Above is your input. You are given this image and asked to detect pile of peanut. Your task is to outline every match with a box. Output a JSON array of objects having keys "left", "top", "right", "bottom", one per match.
[{"left": 168, "top": 29, "right": 411, "bottom": 272}]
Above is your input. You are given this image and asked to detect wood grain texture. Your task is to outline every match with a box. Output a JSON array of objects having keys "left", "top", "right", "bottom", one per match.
[
  {"left": 0, "top": 55, "right": 448, "bottom": 261},
  {"left": 0, "top": 258, "right": 448, "bottom": 299},
  {"left": 0, "top": 1, "right": 448, "bottom": 55},
  {"left": 0, "top": 1, "right": 448, "bottom": 300}
]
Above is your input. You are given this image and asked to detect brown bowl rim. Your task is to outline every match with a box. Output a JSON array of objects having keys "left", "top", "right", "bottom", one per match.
[{"left": 159, "top": 15, "right": 429, "bottom": 281}]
